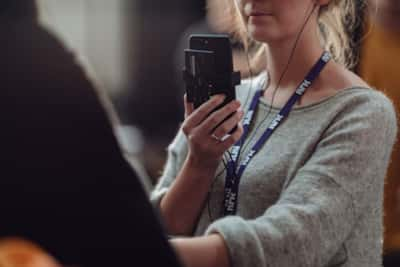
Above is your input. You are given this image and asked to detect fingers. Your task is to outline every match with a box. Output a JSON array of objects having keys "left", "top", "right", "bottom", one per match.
[
  {"left": 211, "top": 109, "right": 244, "bottom": 139},
  {"left": 218, "top": 122, "right": 244, "bottom": 150},
  {"left": 181, "top": 93, "right": 244, "bottom": 163},
  {"left": 199, "top": 100, "right": 242, "bottom": 135},
  {"left": 184, "top": 94, "right": 194, "bottom": 119},
  {"left": 189, "top": 122, "right": 244, "bottom": 160},
  {"left": 182, "top": 94, "right": 225, "bottom": 134}
]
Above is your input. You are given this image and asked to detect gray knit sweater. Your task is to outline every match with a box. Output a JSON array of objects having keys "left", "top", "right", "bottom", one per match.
[{"left": 151, "top": 72, "right": 398, "bottom": 267}]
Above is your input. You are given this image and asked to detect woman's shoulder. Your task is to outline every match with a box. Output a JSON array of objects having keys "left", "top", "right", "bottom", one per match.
[
  {"left": 319, "top": 69, "right": 398, "bottom": 139},
  {"left": 337, "top": 86, "right": 397, "bottom": 122},
  {"left": 235, "top": 71, "right": 267, "bottom": 107},
  {"left": 315, "top": 63, "right": 394, "bottom": 117},
  {"left": 335, "top": 67, "right": 395, "bottom": 114}
]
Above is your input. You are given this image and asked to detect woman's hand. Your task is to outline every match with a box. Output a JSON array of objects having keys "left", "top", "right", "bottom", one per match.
[
  {"left": 182, "top": 94, "right": 244, "bottom": 170},
  {"left": 158, "top": 94, "right": 244, "bottom": 235}
]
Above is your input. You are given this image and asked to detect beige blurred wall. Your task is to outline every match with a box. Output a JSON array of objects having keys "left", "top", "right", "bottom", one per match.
[{"left": 37, "top": 0, "right": 136, "bottom": 96}]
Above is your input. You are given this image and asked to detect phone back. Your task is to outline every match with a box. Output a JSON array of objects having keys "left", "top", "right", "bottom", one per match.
[{"left": 187, "top": 34, "right": 239, "bottom": 109}]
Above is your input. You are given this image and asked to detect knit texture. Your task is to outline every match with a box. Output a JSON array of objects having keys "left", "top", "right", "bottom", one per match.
[{"left": 152, "top": 72, "right": 398, "bottom": 267}]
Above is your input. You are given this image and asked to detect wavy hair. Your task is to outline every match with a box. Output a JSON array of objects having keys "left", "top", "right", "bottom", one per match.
[{"left": 217, "top": 0, "right": 363, "bottom": 73}]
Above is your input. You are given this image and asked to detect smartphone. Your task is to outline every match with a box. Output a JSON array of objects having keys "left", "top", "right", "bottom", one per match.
[
  {"left": 184, "top": 48, "right": 216, "bottom": 108},
  {"left": 183, "top": 34, "right": 241, "bottom": 133}
]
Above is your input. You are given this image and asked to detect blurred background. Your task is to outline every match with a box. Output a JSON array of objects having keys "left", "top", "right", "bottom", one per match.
[{"left": 37, "top": 0, "right": 207, "bottom": 184}]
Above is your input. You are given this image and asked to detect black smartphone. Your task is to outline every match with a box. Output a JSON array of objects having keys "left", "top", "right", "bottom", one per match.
[
  {"left": 183, "top": 34, "right": 241, "bottom": 133},
  {"left": 184, "top": 48, "right": 216, "bottom": 108}
]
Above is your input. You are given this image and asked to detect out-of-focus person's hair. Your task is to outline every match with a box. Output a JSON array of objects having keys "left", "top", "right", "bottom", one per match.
[
  {"left": 0, "top": 0, "right": 37, "bottom": 21},
  {"left": 0, "top": 238, "right": 61, "bottom": 267},
  {"left": 217, "top": 0, "right": 361, "bottom": 74}
]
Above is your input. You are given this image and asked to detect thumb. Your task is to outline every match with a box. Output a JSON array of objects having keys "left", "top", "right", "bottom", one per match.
[{"left": 184, "top": 94, "right": 194, "bottom": 119}]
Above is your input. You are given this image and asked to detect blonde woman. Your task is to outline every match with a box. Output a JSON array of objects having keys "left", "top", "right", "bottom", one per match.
[{"left": 152, "top": 0, "right": 397, "bottom": 266}]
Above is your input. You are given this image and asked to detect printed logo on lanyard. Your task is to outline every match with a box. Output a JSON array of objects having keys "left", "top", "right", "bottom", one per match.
[{"left": 222, "top": 51, "right": 331, "bottom": 216}]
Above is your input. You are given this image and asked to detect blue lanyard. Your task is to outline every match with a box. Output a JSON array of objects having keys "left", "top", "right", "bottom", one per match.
[{"left": 223, "top": 51, "right": 331, "bottom": 216}]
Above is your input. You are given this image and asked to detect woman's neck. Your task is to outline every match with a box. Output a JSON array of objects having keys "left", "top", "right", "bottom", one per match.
[{"left": 263, "top": 23, "right": 325, "bottom": 92}]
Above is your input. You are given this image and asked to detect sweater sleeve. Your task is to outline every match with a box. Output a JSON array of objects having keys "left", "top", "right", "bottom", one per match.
[
  {"left": 150, "top": 128, "right": 189, "bottom": 209},
  {"left": 205, "top": 93, "right": 398, "bottom": 267}
]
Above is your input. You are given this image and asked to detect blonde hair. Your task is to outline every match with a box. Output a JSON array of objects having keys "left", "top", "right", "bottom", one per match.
[
  {"left": 319, "top": 0, "right": 358, "bottom": 69},
  {"left": 222, "top": 0, "right": 362, "bottom": 74}
]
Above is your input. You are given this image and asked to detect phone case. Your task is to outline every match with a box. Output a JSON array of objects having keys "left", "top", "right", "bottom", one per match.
[
  {"left": 182, "top": 34, "right": 241, "bottom": 134},
  {"left": 184, "top": 49, "right": 216, "bottom": 108}
]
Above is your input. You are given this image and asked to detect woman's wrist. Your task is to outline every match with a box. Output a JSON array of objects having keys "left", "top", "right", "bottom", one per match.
[{"left": 186, "top": 152, "right": 220, "bottom": 174}]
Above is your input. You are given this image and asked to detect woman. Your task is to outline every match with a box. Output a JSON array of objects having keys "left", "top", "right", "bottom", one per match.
[{"left": 152, "top": 0, "right": 398, "bottom": 266}]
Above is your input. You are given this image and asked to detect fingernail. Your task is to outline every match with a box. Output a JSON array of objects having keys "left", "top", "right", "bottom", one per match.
[{"left": 233, "top": 100, "right": 241, "bottom": 108}]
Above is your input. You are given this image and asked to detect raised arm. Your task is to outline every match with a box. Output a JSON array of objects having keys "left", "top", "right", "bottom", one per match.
[{"left": 158, "top": 95, "right": 243, "bottom": 235}]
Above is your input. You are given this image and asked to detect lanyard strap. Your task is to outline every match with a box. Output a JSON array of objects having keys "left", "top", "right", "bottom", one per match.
[{"left": 223, "top": 51, "right": 331, "bottom": 216}]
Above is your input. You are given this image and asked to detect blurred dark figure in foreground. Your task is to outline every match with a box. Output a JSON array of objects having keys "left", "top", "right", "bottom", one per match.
[
  {"left": 358, "top": 1, "right": 400, "bottom": 266},
  {"left": 115, "top": 1, "right": 203, "bottom": 183},
  {"left": 0, "top": 1, "right": 181, "bottom": 266}
]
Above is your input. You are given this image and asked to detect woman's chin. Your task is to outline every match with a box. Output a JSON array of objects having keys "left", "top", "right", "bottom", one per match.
[
  {"left": 248, "top": 26, "right": 271, "bottom": 43},
  {"left": 247, "top": 24, "right": 283, "bottom": 44}
]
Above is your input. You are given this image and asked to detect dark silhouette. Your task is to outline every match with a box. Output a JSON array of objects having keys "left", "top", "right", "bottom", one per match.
[{"left": 0, "top": 1, "right": 181, "bottom": 266}]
